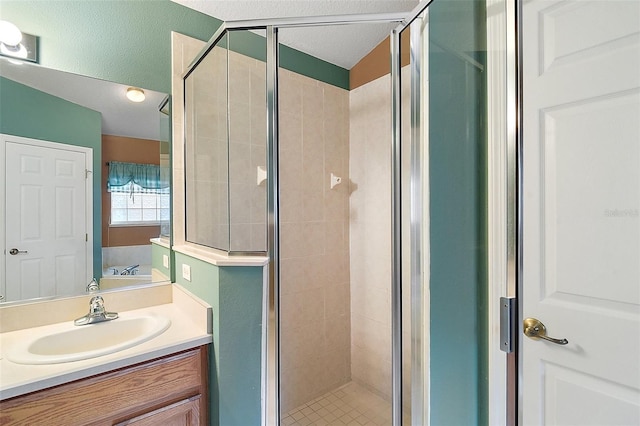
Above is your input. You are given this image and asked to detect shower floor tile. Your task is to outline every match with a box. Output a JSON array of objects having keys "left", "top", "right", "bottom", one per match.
[{"left": 282, "top": 381, "right": 395, "bottom": 426}]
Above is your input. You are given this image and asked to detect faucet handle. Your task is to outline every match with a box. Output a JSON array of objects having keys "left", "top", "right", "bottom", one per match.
[
  {"left": 89, "top": 296, "right": 106, "bottom": 315},
  {"left": 87, "top": 278, "right": 100, "bottom": 293}
]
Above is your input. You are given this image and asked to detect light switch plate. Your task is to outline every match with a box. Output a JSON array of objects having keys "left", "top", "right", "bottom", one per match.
[
  {"left": 162, "top": 254, "right": 169, "bottom": 268},
  {"left": 182, "top": 263, "right": 191, "bottom": 282}
]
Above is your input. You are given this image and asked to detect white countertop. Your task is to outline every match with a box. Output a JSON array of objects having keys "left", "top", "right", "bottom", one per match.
[
  {"left": 0, "top": 285, "right": 212, "bottom": 400},
  {"left": 173, "top": 244, "right": 269, "bottom": 266}
]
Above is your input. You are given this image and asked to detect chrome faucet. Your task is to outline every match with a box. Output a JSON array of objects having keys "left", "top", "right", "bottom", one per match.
[
  {"left": 86, "top": 278, "right": 100, "bottom": 293},
  {"left": 74, "top": 296, "right": 118, "bottom": 326},
  {"left": 120, "top": 264, "right": 139, "bottom": 275}
]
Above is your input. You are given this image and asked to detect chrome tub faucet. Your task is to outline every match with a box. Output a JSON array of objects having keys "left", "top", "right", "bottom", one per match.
[
  {"left": 86, "top": 278, "right": 100, "bottom": 292},
  {"left": 120, "top": 264, "right": 139, "bottom": 275}
]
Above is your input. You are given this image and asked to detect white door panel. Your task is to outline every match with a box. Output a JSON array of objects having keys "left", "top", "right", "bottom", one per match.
[
  {"left": 3, "top": 136, "right": 91, "bottom": 301},
  {"left": 522, "top": 0, "right": 640, "bottom": 424}
]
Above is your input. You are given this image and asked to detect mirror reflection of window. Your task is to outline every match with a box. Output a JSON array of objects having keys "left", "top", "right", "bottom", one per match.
[{"left": 107, "top": 161, "right": 170, "bottom": 226}]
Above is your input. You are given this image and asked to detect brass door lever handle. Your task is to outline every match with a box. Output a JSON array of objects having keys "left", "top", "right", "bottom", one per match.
[{"left": 523, "top": 318, "right": 568, "bottom": 345}]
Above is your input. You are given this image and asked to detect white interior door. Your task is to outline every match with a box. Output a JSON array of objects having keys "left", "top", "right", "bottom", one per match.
[
  {"left": 2, "top": 135, "right": 92, "bottom": 302},
  {"left": 521, "top": 0, "right": 640, "bottom": 424}
]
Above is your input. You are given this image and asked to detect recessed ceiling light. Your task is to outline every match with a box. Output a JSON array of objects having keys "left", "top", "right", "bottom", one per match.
[{"left": 126, "top": 87, "right": 145, "bottom": 103}]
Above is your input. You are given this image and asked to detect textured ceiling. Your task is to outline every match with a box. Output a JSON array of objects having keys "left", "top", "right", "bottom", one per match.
[
  {"left": 1, "top": 59, "right": 166, "bottom": 141},
  {"left": 172, "top": 0, "right": 420, "bottom": 69}
]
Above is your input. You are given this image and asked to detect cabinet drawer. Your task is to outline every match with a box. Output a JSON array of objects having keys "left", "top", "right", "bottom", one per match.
[
  {"left": 115, "top": 396, "right": 201, "bottom": 426},
  {"left": 0, "top": 347, "right": 207, "bottom": 426}
]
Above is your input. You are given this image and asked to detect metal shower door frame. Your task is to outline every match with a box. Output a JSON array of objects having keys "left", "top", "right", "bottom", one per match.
[{"left": 183, "top": 5, "right": 437, "bottom": 424}]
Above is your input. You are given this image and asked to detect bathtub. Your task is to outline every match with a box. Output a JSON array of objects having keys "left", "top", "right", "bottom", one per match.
[
  {"left": 101, "top": 245, "right": 159, "bottom": 290},
  {"left": 100, "top": 264, "right": 154, "bottom": 290},
  {"left": 102, "top": 264, "right": 152, "bottom": 276}
]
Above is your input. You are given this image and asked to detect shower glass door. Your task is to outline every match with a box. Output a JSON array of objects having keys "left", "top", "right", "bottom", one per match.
[
  {"left": 277, "top": 21, "right": 401, "bottom": 425},
  {"left": 395, "top": 0, "right": 489, "bottom": 424},
  {"left": 183, "top": 1, "right": 491, "bottom": 422}
]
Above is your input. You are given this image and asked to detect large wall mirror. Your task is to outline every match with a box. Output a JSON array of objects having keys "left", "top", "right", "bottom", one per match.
[{"left": 0, "top": 58, "right": 171, "bottom": 304}]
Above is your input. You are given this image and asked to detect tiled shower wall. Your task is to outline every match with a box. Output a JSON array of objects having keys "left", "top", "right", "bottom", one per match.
[
  {"left": 279, "top": 69, "right": 351, "bottom": 413},
  {"left": 185, "top": 46, "right": 267, "bottom": 252},
  {"left": 349, "top": 68, "right": 412, "bottom": 402},
  {"left": 227, "top": 50, "right": 267, "bottom": 252},
  {"left": 185, "top": 45, "right": 228, "bottom": 249},
  {"left": 349, "top": 74, "right": 393, "bottom": 399}
]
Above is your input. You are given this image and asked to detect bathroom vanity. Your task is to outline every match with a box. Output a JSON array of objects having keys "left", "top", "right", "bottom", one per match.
[
  {"left": 0, "top": 347, "right": 207, "bottom": 425},
  {"left": 0, "top": 284, "right": 212, "bottom": 426}
]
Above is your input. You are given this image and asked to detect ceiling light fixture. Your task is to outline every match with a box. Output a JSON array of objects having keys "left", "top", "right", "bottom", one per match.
[
  {"left": 0, "top": 20, "right": 22, "bottom": 46},
  {"left": 0, "top": 20, "right": 38, "bottom": 63},
  {"left": 126, "top": 87, "right": 146, "bottom": 103}
]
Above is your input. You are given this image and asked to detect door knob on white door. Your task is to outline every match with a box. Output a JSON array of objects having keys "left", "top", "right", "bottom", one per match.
[
  {"left": 523, "top": 318, "right": 568, "bottom": 345},
  {"left": 8, "top": 248, "right": 28, "bottom": 255}
]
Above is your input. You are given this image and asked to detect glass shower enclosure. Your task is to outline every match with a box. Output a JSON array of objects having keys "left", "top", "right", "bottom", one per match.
[{"left": 182, "top": 0, "right": 489, "bottom": 423}]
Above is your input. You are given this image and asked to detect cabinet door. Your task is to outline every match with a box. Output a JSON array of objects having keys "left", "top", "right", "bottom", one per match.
[
  {"left": 0, "top": 347, "right": 207, "bottom": 426},
  {"left": 115, "top": 396, "right": 200, "bottom": 426}
]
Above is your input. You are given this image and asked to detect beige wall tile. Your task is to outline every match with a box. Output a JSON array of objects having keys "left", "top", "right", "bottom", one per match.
[
  {"left": 230, "top": 224, "right": 251, "bottom": 251},
  {"left": 181, "top": 46, "right": 354, "bottom": 409},
  {"left": 280, "top": 257, "right": 306, "bottom": 295},
  {"left": 280, "top": 187, "right": 303, "bottom": 224},
  {"left": 351, "top": 313, "right": 391, "bottom": 358},
  {"left": 182, "top": 47, "right": 268, "bottom": 252},
  {"left": 349, "top": 73, "right": 393, "bottom": 397},
  {"left": 228, "top": 55, "right": 252, "bottom": 105},
  {"left": 279, "top": 70, "right": 351, "bottom": 409},
  {"left": 280, "top": 222, "right": 304, "bottom": 259},
  {"left": 250, "top": 223, "right": 267, "bottom": 252},
  {"left": 322, "top": 344, "right": 351, "bottom": 391},
  {"left": 229, "top": 143, "right": 252, "bottom": 185},
  {"left": 302, "top": 82, "right": 324, "bottom": 119},
  {"left": 229, "top": 183, "right": 252, "bottom": 224},
  {"left": 351, "top": 349, "right": 392, "bottom": 400},
  {"left": 251, "top": 104, "right": 267, "bottom": 145},
  {"left": 302, "top": 192, "right": 324, "bottom": 223},
  {"left": 279, "top": 73, "right": 303, "bottom": 118},
  {"left": 251, "top": 185, "right": 267, "bottom": 224},
  {"left": 229, "top": 101, "right": 252, "bottom": 144},
  {"left": 300, "top": 256, "right": 327, "bottom": 291},
  {"left": 324, "top": 282, "right": 350, "bottom": 318},
  {"left": 280, "top": 112, "right": 303, "bottom": 153},
  {"left": 301, "top": 222, "right": 325, "bottom": 257},
  {"left": 324, "top": 251, "right": 349, "bottom": 285}
]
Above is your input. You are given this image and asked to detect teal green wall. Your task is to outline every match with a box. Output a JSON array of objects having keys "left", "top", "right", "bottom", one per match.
[
  {"left": 0, "top": 0, "right": 349, "bottom": 92},
  {"left": 0, "top": 77, "right": 103, "bottom": 280},
  {"left": 151, "top": 242, "right": 171, "bottom": 279},
  {"left": 0, "top": 0, "right": 221, "bottom": 94},
  {"left": 226, "top": 30, "right": 349, "bottom": 89},
  {"left": 429, "top": 0, "right": 487, "bottom": 424},
  {"left": 174, "top": 252, "right": 264, "bottom": 426}
]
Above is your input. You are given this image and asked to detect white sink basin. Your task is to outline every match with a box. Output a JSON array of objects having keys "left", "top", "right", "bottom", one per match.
[{"left": 6, "top": 314, "right": 171, "bottom": 365}]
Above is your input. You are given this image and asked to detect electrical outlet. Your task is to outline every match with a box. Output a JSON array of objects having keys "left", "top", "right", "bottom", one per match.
[
  {"left": 182, "top": 263, "right": 191, "bottom": 282},
  {"left": 162, "top": 254, "right": 169, "bottom": 268}
]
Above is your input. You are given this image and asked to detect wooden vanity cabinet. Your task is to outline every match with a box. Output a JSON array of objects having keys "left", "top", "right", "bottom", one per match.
[{"left": 0, "top": 346, "right": 208, "bottom": 426}]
